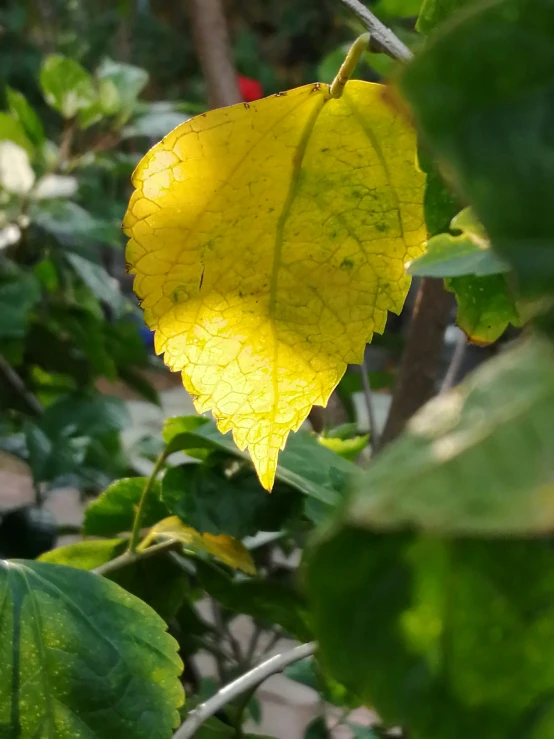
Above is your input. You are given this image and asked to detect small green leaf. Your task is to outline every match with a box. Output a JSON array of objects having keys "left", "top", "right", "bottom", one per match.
[
  {"left": 317, "top": 434, "right": 369, "bottom": 461},
  {"left": 0, "top": 113, "right": 34, "bottom": 157},
  {"left": 409, "top": 208, "right": 510, "bottom": 278},
  {"left": 445, "top": 273, "right": 521, "bottom": 344},
  {"left": 0, "top": 559, "right": 184, "bottom": 737},
  {"left": 163, "top": 415, "right": 211, "bottom": 456},
  {"left": 39, "top": 538, "right": 126, "bottom": 569},
  {"left": 40, "top": 54, "right": 97, "bottom": 118},
  {"left": 96, "top": 58, "right": 149, "bottom": 115},
  {"left": 6, "top": 87, "right": 45, "bottom": 146},
  {"left": 345, "top": 336, "right": 554, "bottom": 535},
  {"left": 83, "top": 477, "right": 168, "bottom": 536},
  {"left": 162, "top": 463, "right": 300, "bottom": 538}
]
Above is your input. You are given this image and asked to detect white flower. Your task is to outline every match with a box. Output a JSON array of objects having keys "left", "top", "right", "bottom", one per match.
[
  {"left": 33, "top": 174, "right": 78, "bottom": 199},
  {"left": 0, "top": 141, "right": 35, "bottom": 195}
]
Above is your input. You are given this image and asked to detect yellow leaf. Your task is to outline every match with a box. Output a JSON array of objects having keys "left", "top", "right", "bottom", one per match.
[
  {"left": 123, "top": 81, "right": 426, "bottom": 490},
  {"left": 144, "top": 516, "right": 255, "bottom": 575}
]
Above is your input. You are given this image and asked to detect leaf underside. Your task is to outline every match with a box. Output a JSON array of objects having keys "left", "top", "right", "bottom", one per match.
[{"left": 123, "top": 81, "right": 425, "bottom": 489}]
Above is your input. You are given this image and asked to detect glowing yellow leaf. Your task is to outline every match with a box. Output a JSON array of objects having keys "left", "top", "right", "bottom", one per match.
[
  {"left": 144, "top": 516, "right": 255, "bottom": 575},
  {"left": 123, "top": 81, "right": 426, "bottom": 490}
]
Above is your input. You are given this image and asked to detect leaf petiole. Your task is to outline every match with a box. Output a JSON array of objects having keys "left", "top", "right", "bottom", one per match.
[
  {"left": 128, "top": 451, "right": 167, "bottom": 552},
  {"left": 330, "top": 33, "right": 370, "bottom": 99}
]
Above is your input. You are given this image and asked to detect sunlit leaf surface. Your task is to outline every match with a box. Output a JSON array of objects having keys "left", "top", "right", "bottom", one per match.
[{"left": 124, "top": 81, "right": 425, "bottom": 488}]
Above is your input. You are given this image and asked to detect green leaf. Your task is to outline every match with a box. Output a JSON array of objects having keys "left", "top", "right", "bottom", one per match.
[
  {"left": 284, "top": 657, "right": 359, "bottom": 708},
  {"left": 6, "top": 87, "right": 45, "bottom": 146},
  {"left": 83, "top": 477, "right": 168, "bottom": 536},
  {"left": 32, "top": 200, "right": 120, "bottom": 247},
  {"left": 66, "top": 252, "right": 127, "bottom": 316},
  {"left": 0, "top": 261, "right": 41, "bottom": 339},
  {"left": 402, "top": 0, "right": 554, "bottom": 297},
  {"left": 344, "top": 337, "right": 554, "bottom": 536},
  {"left": 163, "top": 414, "right": 211, "bottom": 456},
  {"left": 416, "top": 0, "right": 476, "bottom": 33},
  {"left": 163, "top": 418, "right": 357, "bottom": 507},
  {"left": 162, "top": 463, "right": 300, "bottom": 538},
  {"left": 193, "top": 717, "right": 234, "bottom": 738},
  {"left": 0, "top": 112, "right": 34, "bottom": 157},
  {"left": 122, "top": 111, "right": 190, "bottom": 139},
  {"left": 39, "top": 538, "right": 188, "bottom": 622},
  {"left": 307, "top": 530, "right": 554, "bottom": 739},
  {"left": 40, "top": 54, "right": 97, "bottom": 118},
  {"left": 196, "top": 561, "right": 312, "bottom": 641},
  {"left": 317, "top": 434, "right": 369, "bottom": 461},
  {"left": 445, "top": 273, "right": 521, "bottom": 345},
  {"left": 304, "top": 717, "right": 331, "bottom": 739},
  {"left": 409, "top": 208, "right": 510, "bottom": 278},
  {"left": 0, "top": 559, "right": 184, "bottom": 737},
  {"left": 39, "top": 538, "right": 126, "bottom": 569},
  {"left": 96, "top": 59, "right": 149, "bottom": 115}
]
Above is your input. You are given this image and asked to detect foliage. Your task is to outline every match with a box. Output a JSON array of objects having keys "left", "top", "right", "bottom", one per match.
[{"left": 1, "top": 0, "right": 554, "bottom": 737}]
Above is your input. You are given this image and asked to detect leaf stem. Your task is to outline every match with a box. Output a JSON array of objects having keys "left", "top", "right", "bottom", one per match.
[
  {"left": 338, "top": 0, "right": 413, "bottom": 61},
  {"left": 93, "top": 539, "right": 178, "bottom": 576},
  {"left": 330, "top": 33, "right": 370, "bottom": 99},
  {"left": 173, "top": 642, "right": 316, "bottom": 739},
  {"left": 128, "top": 452, "right": 167, "bottom": 553}
]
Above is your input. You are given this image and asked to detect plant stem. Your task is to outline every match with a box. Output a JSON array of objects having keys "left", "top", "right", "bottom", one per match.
[
  {"left": 360, "top": 356, "right": 380, "bottom": 452},
  {"left": 128, "top": 452, "right": 167, "bottom": 553},
  {"left": 338, "top": 0, "right": 413, "bottom": 61},
  {"left": 440, "top": 330, "right": 467, "bottom": 392},
  {"left": 330, "top": 33, "right": 370, "bottom": 98},
  {"left": 0, "top": 355, "right": 42, "bottom": 416},
  {"left": 381, "top": 278, "right": 452, "bottom": 445},
  {"left": 93, "top": 539, "right": 178, "bottom": 576},
  {"left": 173, "top": 642, "right": 316, "bottom": 739},
  {"left": 186, "top": 0, "right": 242, "bottom": 108}
]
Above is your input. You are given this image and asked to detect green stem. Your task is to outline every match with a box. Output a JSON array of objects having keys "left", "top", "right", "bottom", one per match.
[
  {"left": 330, "top": 33, "right": 370, "bottom": 99},
  {"left": 94, "top": 539, "right": 177, "bottom": 576},
  {"left": 128, "top": 452, "right": 167, "bottom": 553}
]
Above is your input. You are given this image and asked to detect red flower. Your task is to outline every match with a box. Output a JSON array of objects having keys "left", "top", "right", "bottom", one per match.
[{"left": 238, "top": 75, "right": 263, "bottom": 102}]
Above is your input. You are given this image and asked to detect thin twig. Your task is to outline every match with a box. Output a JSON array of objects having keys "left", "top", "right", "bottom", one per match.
[
  {"left": 93, "top": 539, "right": 178, "bottom": 576},
  {"left": 128, "top": 451, "right": 166, "bottom": 552},
  {"left": 440, "top": 330, "right": 467, "bottom": 393},
  {"left": 338, "top": 0, "right": 413, "bottom": 61},
  {"left": 0, "top": 355, "right": 42, "bottom": 416},
  {"left": 360, "top": 356, "right": 380, "bottom": 452},
  {"left": 244, "top": 624, "right": 263, "bottom": 666},
  {"left": 173, "top": 642, "right": 316, "bottom": 739}
]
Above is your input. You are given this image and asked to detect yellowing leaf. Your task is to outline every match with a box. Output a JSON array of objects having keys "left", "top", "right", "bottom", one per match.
[
  {"left": 123, "top": 81, "right": 425, "bottom": 489},
  {"left": 144, "top": 516, "right": 255, "bottom": 575}
]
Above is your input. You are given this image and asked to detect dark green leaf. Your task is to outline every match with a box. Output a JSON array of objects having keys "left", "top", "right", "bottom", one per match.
[
  {"left": 162, "top": 463, "right": 300, "bottom": 538},
  {"left": 164, "top": 418, "right": 356, "bottom": 507},
  {"left": 445, "top": 273, "right": 521, "bottom": 345},
  {"left": 304, "top": 717, "right": 331, "bottom": 739},
  {"left": 83, "top": 477, "right": 168, "bottom": 536},
  {"left": 345, "top": 337, "right": 554, "bottom": 536},
  {"left": 32, "top": 200, "right": 121, "bottom": 248},
  {"left": 0, "top": 261, "right": 41, "bottom": 339},
  {"left": 193, "top": 717, "right": 234, "bottom": 738},
  {"left": 66, "top": 253, "right": 127, "bottom": 316},
  {"left": 6, "top": 87, "right": 45, "bottom": 146},
  {"left": 285, "top": 657, "right": 359, "bottom": 708},
  {"left": 40, "top": 392, "right": 129, "bottom": 439},
  {"left": 163, "top": 415, "right": 211, "bottom": 456},
  {"left": 196, "top": 561, "right": 312, "bottom": 641},
  {"left": 0, "top": 559, "right": 183, "bottom": 737},
  {"left": 308, "top": 529, "right": 554, "bottom": 739},
  {"left": 40, "top": 54, "right": 96, "bottom": 118},
  {"left": 402, "top": 0, "right": 554, "bottom": 297}
]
